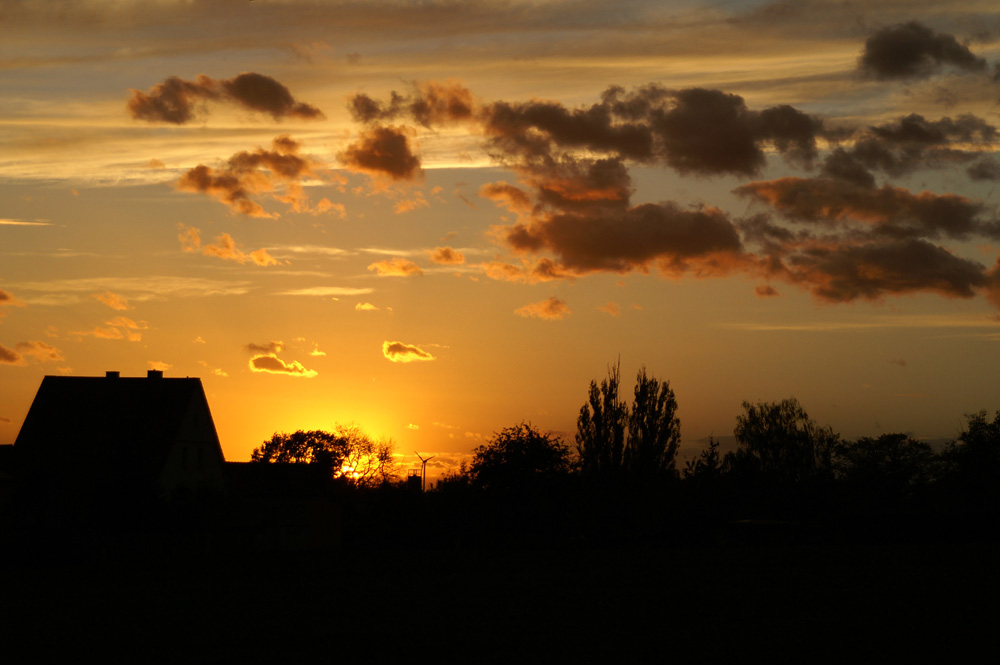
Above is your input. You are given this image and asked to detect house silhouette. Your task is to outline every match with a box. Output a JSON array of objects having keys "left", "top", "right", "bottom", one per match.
[{"left": 14, "top": 370, "right": 227, "bottom": 506}]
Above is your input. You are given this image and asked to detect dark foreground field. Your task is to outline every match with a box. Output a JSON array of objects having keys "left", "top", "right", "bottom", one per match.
[{"left": 2, "top": 542, "right": 997, "bottom": 661}]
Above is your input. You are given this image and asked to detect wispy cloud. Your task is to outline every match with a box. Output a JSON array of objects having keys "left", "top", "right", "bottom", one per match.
[
  {"left": 276, "top": 286, "right": 374, "bottom": 297},
  {"left": 0, "top": 218, "right": 51, "bottom": 226},
  {"left": 515, "top": 296, "right": 571, "bottom": 320}
]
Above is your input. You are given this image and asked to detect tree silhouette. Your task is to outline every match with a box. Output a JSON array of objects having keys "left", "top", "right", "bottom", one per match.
[
  {"left": 251, "top": 425, "right": 398, "bottom": 488},
  {"left": 833, "top": 433, "right": 935, "bottom": 511},
  {"left": 626, "top": 367, "right": 681, "bottom": 481},
  {"left": 576, "top": 362, "right": 681, "bottom": 484},
  {"left": 467, "top": 422, "right": 573, "bottom": 492},
  {"left": 576, "top": 360, "right": 627, "bottom": 480},
  {"left": 730, "top": 398, "right": 836, "bottom": 486},
  {"left": 940, "top": 409, "right": 1000, "bottom": 512}
]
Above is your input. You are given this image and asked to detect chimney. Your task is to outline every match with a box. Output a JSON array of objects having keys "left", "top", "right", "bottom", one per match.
[
  {"left": 147, "top": 369, "right": 163, "bottom": 379},
  {"left": 106, "top": 371, "right": 120, "bottom": 379}
]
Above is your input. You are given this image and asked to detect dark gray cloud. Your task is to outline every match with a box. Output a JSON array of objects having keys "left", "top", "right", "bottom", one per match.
[
  {"left": 778, "top": 238, "right": 989, "bottom": 303},
  {"left": 504, "top": 202, "right": 744, "bottom": 275},
  {"left": 128, "top": 72, "right": 323, "bottom": 124},
  {"left": 859, "top": 21, "right": 988, "bottom": 80},
  {"left": 349, "top": 81, "right": 475, "bottom": 127},
  {"left": 737, "top": 177, "right": 1000, "bottom": 241},
  {"left": 338, "top": 126, "right": 422, "bottom": 181},
  {"left": 821, "top": 113, "right": 998, "bottom": 184}
]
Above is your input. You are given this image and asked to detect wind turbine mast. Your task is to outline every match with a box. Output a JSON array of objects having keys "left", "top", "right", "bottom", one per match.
[{"left": 414, "top": 451, "right": 436, "bottom": 492}]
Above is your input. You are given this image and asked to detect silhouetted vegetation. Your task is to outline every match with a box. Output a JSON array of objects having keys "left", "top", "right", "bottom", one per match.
[
  {"left": 251, "top": 424, "right": 398, "bottom": 488},
  {"left": 4, "top": 364, "right": 1000, "bottom": 554},
  {"left": 577, "top": 361, "right": 681, "bottom": 487}
]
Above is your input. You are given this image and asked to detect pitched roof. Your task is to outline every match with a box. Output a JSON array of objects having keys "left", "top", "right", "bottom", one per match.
[{"left": 15, "top": 372, "right": 222, "bottom": 487}]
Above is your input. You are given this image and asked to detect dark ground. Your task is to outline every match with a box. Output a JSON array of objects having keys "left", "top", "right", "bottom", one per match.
[{"left": 2, "top": 541, "right": 996, "bottom": 662}]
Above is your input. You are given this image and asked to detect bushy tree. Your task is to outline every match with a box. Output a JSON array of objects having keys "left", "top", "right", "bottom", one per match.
[
  {"left": 468, "top": 422, "right": 573, "bottom": 492},
  {"left": 251, "top": 425, "right": 398, "bottom": 488},
  {"left": 833, "top": 433, "right": 936, "bottom": 512},
  {"left": 940, "top": 409, "right": 1000, "bottom": 511},
  {"left": 730, "top": 397, "right": 835, "bottom": 485}
]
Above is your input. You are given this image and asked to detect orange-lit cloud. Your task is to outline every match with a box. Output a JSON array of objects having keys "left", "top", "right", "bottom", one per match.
[
  {"left": 597, "top": 302, "right": 621, "bottom": 316},
  {"left": 72, "top": 316, "right": 147, "bottom": 342},
  {"left": 92, "top": 291, "right": 131, "bottom": 310},
  {"left": 338, "top": 126, "right": 422, "bottom": 182},
  {"left": 148, "top": 360, "right": 172, "bottom": 372},
  {"left": 480, "top": 181, "right": 533, "bottom": 214},
  {"left": 514, "top": 296, "right": 571, "bottom": 320},
  {"left": 248, "top": 353, "right": 318, "bottom": 377},
  {"left": 367, "top": 257, "right": 423, "bottom": 277},
  {"left": 394, "top": 192, "right": 429, "bottom": 214},
  {"left": 177, "top": 135, "right": 325, "bottom": 217},
  {"left": 430, "top": 246, "right": 465, "bottom": 265},
  {"left": 15, "top": 340, "right": 64, "bottom": 362},
  {"left": 128, "top": 72, "right": 324, "bottom": 124},
  {"left": 355, "top": 302, "right": 379, "bottom": 311},
  {"left": 382, "top": 340, "right": 435, "bottom": 363},
  {"left": 755, "top": 285, "right": 779, "bottom": 297},
  {"left": 178, "top": 224, "right": 279, "bottom": 266}
]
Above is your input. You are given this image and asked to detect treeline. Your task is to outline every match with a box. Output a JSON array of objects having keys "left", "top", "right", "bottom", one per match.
[{"left": 413, "top": 363, "right": 1000, "bottom": 548}]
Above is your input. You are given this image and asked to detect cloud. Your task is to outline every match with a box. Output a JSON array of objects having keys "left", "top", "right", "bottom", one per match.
[
  {"left": 178, "top": 224, "right": 279, "bottom": 266},
  {"left": 91, "top": 291, "right": 131, "bottom": 310},
  {"left": 819, "top": 113, "right": 998, "bottom": 184},
  {"left": 0, "top": 288, "right": 24, "bottom": 316},
  {"left": 127, "top": 72, "right": 324, "bottom": 124},
  {"left": 249, "top": 353, "right": 318, "bottom": 377},
  {"left": 737, "top": 177, "right": 1000, "bottom": 241},
  {"left": 71, "top": 316, "right": 147, "bottom": 342},
  {"left": 597, "top": 302, "right": 621, "bottom": 316},
  {"left": 755, "top": 285, "right": 779, "bottom": 297},
  {"left": 177, "top": 135, "right": 326, "bottom": 217},
  {"left": 770, "top": 238, "right": 990, "bottom": 303},
  {"left": 515, "top": 296, "right": 571, "bottom": 320},
  {"left": 0, "top": 343, "right": 25, "bottom": 365},
  {"left": 246, "top": 341, "right": 284, "bottom": 354},
  {"left": 349, "top": 80, "right": 476, "bottom": 127},
  {"left": 9, "top": 276, "right": 252, "bottom": 304},
  {"left": 0, "top": 218, "right": 51, "bottom": 226},
  {"left": 355, "top": 302, "right": 379, "bottom": 311},
  {"left": 503, "top": 202, "right": 744, "bottom": 275},
  {"left": 276, "top": 286, "right": 374, "bottom": 297},
  {"left": 148, "top": 361, "right": 172, "bottom": 372},
  {"left": 338, "top": 126, "right": 422, "bottom": 182},
  {"left": 429, "top": 246, "right": 465, "bottom": 265},
  {"left": 367, "top": 257, "right": 424, "bottom": 277},
  {"left": 480, "top": 181, "right": 533, "bottom": 214},
  {"left": 859, "top": 22, "right": 988, "bottom": 80},
  {"left": 382, "top": 340, "right": 435, "bottom": 363},
  {"left": 15, "top": 340, "right": 64, "bottom": 362},
  {"left": 309, "top": 345, "right": 326, "bottom": 357}
]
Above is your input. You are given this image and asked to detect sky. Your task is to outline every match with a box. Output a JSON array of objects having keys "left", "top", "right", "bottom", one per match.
[{"left": 3, "top": 0, "right": 1000, "bottom": 480}]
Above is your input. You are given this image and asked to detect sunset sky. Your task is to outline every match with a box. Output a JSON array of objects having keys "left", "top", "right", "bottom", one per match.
[{"left": 3, "top": 0, "right": 1000, "bottom": 479}]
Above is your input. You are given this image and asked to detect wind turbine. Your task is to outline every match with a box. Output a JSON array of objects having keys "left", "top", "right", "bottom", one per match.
[{"left": 414, "top": 451, "right": 435, "bottom": 492}]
